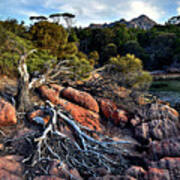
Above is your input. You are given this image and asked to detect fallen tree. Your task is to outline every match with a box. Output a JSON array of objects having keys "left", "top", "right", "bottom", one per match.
[
  {"left": 13, "top": 48, "right": 72, "bottom": 112},
  {"left": 20, "top": 100, "right": 132, "bottom": 179},
  {"left": 0, "top": 46, "right": 135, "bottom": 179}
]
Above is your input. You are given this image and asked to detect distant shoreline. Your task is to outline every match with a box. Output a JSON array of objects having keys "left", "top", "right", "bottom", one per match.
[{"left": 151, "top": 71, "right": 180, "bottom": 81}]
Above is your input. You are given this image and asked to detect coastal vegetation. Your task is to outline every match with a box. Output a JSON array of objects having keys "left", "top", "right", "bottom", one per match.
[
  {"left": 0, "top": 13, "right": 180, "bottom": 179},
  {"left": 0, "top": 15, "right": 180, "bottom": 76},
  {"left": 1, "top": 14, "right": 180, "bottom": 107}
]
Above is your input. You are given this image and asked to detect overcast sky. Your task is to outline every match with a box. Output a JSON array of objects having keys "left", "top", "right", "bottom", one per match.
[{"left": 0, "top": 0, "right": 179, "bottom": 26}]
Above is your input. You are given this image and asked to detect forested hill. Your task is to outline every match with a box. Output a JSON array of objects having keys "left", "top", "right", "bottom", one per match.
[
  {"left": 76, "top": 19, "right": 180, "bottom": 71},
  {"left": 0, "top": 14, "right": 180, "bottom": 78},
  {"left": 1, "top": 13, "right": 180, "bottom": 180}
]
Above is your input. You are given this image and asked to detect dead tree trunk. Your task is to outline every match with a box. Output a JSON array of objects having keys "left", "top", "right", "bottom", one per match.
[
  {"left": 16, "top": 50, "right": 36, "bottom": 112},
  {"left": 16, "top": 49, "right": 72, "bottom": 112},
  {"left": 4, "top": 47, "right": 135, "bottom": 178},
  {"left": 17, "top": 78, "right": 31, "bottom": 112}
]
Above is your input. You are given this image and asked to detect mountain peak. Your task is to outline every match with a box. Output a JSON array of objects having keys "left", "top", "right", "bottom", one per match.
[
  {"left": 89, "top": 15, "right": 157, "bottom": 30},
  {"left": 138, "top": 14, "right": 149, "bottom": 18},
  {"left": 129, "top": 15, "right": 157, "bottom": 29}
]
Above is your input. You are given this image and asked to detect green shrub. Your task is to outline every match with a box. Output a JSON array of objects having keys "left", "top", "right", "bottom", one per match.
[
  {"left": 27, "top": 50, "right": 57, "bottom": 74},
  {"left": 108, "top": 54, "right": 152, "bottom": 90},
  {"left": 29, "top": 21, "right": 68, "bottom": 56},
  {"left": 67, "top": 55, "right": 93, "bottom": 79}
]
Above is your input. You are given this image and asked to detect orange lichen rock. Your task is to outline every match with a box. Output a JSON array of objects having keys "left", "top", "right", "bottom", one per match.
[
  {"left": 0, "top": 98, "right": 17, "bottom": 126},
  {"left": 39, "top": 85, "right": 102, "bottom": 131},
  {"left": 98, "top": 99, "right": 128, "bottom": 127},
  {"left": 160, "top": 105, "right": 179, "bottom": 118},
  {"left": 145, "top": 168, "right": 170, "bottom": 180},
  {"left": 126, "top": 166, "right": 146, "bottom": 178},
  {"left": 61, "top": 87, "right": 99, "bottom": 113}
]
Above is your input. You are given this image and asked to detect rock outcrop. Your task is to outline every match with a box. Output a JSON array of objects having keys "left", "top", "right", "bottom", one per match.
[
  {"left": 1, "top": 82, "right": 179, "bottom": 179},
  {"left": 148, "top": 137, "right": 180, "bottom": 160},
  {"left": 98, "top": 99, "right": 128, "bottom": 127},
  {"left": 126, "top": 166, "right": 171, "bottom": 180},
  {"left": 39, "top": 85, "right": 102, "bottom": 131},
  {"left": 49, "top": 160, "right": 83, "bottom": 180},
  {"left": 134, "top": 103, "right": 179, "bottom": 142},
  {"left": 37, "top": 84, "right": 130, "bottom": 131},
  {"left": 0, "top": 155, "right": 23, "bottom": 180},
  {"left": 126, "top": 166, "right": 146, "bottom": 179},
  {"left": 28, "top": 108, "right": 50, "bottom": 125},
  {"left": 89, "top": 15, "right": 157, "bottom": 30},
  {"left": 125, "top": 102, "right": 180, "bottom": 179},
  {"left": 61, "top": 87, "right": 99, "bottom": 113},
  {"left": 144, "top": 168, "right": 170, "bottom": 180},
  {"left": 149, "top": 157, "right": 180, "bottom": 179},
  {"left": 0, "top": 98, "right": 17, "bottom": 126},
  {"left": 34, "top": 176, "right": 63, "bottom": 180}
]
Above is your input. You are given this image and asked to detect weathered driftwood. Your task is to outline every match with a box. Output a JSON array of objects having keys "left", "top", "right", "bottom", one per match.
[
  {"left": 16, "top": 49, "right": 36, "bottom": 111},
  {"left": 20, "top": 100, "right": 135, "bottom": 179}
]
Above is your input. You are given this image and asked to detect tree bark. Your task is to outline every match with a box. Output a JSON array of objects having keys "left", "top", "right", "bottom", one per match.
[
  {"left": 16, "top": 49, "right": 71, "bottom": 112},
  {"left": 16, "top": 50, "right": 35, "bottom": 112},
  {"left": 16, "top": 78, "right": 31, "bottom": 112}
]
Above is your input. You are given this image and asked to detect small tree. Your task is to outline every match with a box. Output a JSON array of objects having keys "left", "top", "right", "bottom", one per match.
[
  {"left": 29, "top": 21, "right": 68, "bottom": 56},
  {"left": 101, "top": 43, "right": 117, "bottom": 64}
]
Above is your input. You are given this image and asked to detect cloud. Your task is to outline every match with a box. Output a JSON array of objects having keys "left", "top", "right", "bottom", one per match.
[
  {"left": 18, "top": 10, "right": 40, "bottom": 17},
  {"left": 43, "top": 0, "right": 165, "bottom": 26},
  {"left": 0, "top": 0, "right": 177, "bottom": 26},
  {"left": 125, "top": 1, "right": 164, "bottom": 21},
  {"left": 43, "top": 0, "right": 105, "bottom": 26},
  {"left": 19, "top": 0, "right": 30, "bottom": 5},
  {"left": 178, "top": 7, "right": 180, "bottom": 15},
  {"left": 177, "top": 2, "right": 180, "bottom": 15}
]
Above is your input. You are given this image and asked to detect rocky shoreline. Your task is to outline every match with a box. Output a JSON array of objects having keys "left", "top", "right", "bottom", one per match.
[
  {"left": 0, "top": 82, "right": 180, "bottom": 179},
  {"left": 151, "top": 71, "right": 180, "bottom": 81}
]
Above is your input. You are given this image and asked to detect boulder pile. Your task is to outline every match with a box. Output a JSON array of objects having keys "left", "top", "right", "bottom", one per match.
[
  {"left": 33, "top": 84, "right": 130, "bottom": 131},
  {"left": 0, "top": 83, "right": 180, "bottom": 179}
]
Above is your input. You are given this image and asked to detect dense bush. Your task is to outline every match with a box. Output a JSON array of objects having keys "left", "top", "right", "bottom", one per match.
[
  {"left": 29, "top": 21, "right": 68, "bottom": 56},
  {"left": 1, "top": 15, "right": 179, "bottom": 90},
  {"left": 0, "top": 19, "right": 27, "bottom": 38},
  {"left": 0, "top": 25, "right": 56, "bottom": 76},
  {"left": 89, "top": 51, "right": 99, "bottom": 66},
  {"left": 108, "top": 54, "right": 152, "bottom": 90},
  {"left": 66, "top": 55, "right": 93, "bottom": 80},
  {"left": 0, "top": 21, "right": 94, "bottom": 79},
  {"left": 76, "top": 22, "right": 180, "bottom": 71}
]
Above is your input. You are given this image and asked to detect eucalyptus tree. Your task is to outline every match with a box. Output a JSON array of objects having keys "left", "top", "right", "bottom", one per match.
[
  {"left": 61, "top": 13, "right": 75, "bottom": 30},
  {"left": 49, "top": 13, "right": 63, "bottom": 24},
  {"left": 29, "top": 16, "right": 48, "bottom": 23}
]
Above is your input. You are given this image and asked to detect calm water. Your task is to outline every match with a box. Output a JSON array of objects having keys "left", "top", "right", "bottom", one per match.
[{"left": 150, "top": 80, "right": 180, "bottom": 106}]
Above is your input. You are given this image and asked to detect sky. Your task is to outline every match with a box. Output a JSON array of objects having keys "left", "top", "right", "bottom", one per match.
[{"left": 0, "top": 0, "right": 180, "bottom": 27}]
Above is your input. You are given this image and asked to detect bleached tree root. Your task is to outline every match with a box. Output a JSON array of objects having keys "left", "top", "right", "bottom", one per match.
[
  {"left": 0, "top": 130, "right": 5, "bottom": 136},
  {"left": 22, "top": 101, "right": 136, "bottom": 179}
]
